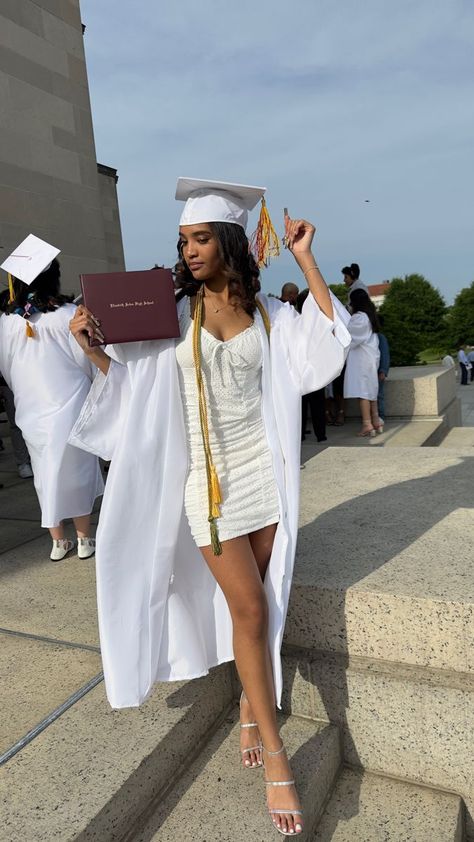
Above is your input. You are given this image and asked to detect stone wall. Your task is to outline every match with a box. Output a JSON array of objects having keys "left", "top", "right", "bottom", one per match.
[{"left": 0, "top": 0, "right": 125, "bottom": 296}]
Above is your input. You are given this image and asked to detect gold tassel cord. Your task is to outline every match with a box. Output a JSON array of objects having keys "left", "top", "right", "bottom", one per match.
[
  {"left": 249, "top": 198, "right": 281, "bottom": 269},
  {"left": 25, "top": 321, "right": 35, "bottom": 338},
  {"left": 8, "top": 273, "right": 14, "bottom": 304},
  {"left": 192, "top": 288, "right": 222, "bottom": 555},
  {"left": 191, "top": 292, "right": 271, "bottom": 556}
]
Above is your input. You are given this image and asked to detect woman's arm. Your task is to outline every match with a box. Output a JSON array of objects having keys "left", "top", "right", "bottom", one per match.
[
  {"left": 69, "top": 306, "right": 111, "bottom": 376},
  {"left": 284, "top": 212, "right": 333, "bottom": 320}
]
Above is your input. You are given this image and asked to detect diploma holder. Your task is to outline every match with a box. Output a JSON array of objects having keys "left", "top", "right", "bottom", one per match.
[{"left": 79, "top": 268, "right": 180, "bottom": 346}]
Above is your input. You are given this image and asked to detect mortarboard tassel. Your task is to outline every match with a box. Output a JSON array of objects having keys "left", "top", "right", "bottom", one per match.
[
  {"left": 7, "top": 273, "right": 14, "bottom": 304},
  {"left": 25, "top": 321, "right": 35, "bottom": 338},
  {"left": 249, "top": 198, "right": 280, "bottom": 268}
]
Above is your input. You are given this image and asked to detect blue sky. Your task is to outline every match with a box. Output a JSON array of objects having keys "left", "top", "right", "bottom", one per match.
[{"left": 80, "top": 0, "right": 473, "bottom": 303}]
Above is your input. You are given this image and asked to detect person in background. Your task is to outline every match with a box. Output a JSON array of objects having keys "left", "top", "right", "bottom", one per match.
[
  {"left": 344, "top": 289, "right": 381, "bottom": 436},
  {"left": 457, "top": 344, "right": 470, "bottom": 385},
  {"left": 280, "top": 282, "right": 299, "bottom": 306},
  {"left": 468, "top": 347, "right": 474, "bottom": 382},
  {"left": 0, "top": 239, "right": 104, "bottom": 561},
  {"left": 342, "top": 263, "right": 368, "bottom": 307},
  {"left": 442, "top": 353, "right": 455, "bottom": 369},
  {"left": 0, "top": 289, "right": 33, "bottom": 478},
  {"left": 297, "top": 289, "right": 327, "bottom": 443},
  {"left": 377, "top": 314, "right": 390, "bottom": 423},
  {"left": 0, "top": 379, "right": 33, "bottom": 478}
]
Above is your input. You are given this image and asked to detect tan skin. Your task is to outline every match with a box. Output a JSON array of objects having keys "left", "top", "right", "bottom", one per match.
[{"left": 70, "top": 213, "right": 333, "bottom": 835}]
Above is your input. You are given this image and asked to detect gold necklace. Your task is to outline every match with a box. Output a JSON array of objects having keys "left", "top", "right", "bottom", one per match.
[{"left": 203, "top": 286, "right": 230, "bottom": 314}]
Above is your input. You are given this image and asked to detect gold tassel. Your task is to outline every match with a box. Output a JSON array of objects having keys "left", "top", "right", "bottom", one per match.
[
  {"left": 25, "top": 321, "right": 35, "bottom": 338},
  {"left": 8, "top": 273, "right": 14, "bottom": 304},
  {"left": 210, "top": 465, "right": 222, "bottom": 506},
  {"left": 249, "top": 198, "right": 281, "bottom": 268},
  {"left": 209, "top": 518, "right": 222, "bottom": 556}
]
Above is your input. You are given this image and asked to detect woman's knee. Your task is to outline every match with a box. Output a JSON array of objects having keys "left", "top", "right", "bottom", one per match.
[{"left": 231, "top": 589, "right": 269, "bottom": 638}]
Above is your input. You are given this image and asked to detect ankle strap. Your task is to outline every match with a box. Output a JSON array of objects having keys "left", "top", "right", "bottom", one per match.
[{"left": 262, "top": 743, "right": 286, "bottom": 757}]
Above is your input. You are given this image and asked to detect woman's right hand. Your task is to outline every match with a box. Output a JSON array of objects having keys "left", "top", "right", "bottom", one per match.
[{"left": 69, "top": 305, "right": 105, "bottom": 352}]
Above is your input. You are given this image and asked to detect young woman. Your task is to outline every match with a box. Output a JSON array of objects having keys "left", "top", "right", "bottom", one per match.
[
  {"left": 69, "top": 180, "right": 350, "bottom": 836},
  {"left": 344, "top": 288, "right": 382, "bottom": 436},
  {"left": 0, "top": 255, "right": 103, "bottom": 560}
]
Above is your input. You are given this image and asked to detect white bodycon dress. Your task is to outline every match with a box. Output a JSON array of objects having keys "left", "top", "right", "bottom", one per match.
[{"left": 175, "top": 298, "right": 280, "bottom": 546}]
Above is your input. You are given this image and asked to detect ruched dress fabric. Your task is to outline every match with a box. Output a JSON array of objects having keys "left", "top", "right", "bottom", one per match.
[{"left": 175, "top": 300, "right": 280, "bottom": 546}]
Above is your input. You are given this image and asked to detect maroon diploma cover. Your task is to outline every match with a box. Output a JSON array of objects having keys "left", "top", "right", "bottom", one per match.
[{"left": 80, "top": 268, "right": 180, "bottom": 346}]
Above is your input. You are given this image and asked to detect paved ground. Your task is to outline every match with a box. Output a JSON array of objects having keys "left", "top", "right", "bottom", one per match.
[{"left": 0, "top": 382, "right": 472, "bottom": 767}]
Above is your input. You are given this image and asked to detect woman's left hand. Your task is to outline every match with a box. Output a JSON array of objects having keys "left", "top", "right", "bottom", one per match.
[{"left": 284, "top": 211, "right": 316, "bottom": 254}]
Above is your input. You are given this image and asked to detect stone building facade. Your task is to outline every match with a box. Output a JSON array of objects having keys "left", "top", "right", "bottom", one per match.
[{"left": 0, "top": 0, "right": 125, "bottom": 296}]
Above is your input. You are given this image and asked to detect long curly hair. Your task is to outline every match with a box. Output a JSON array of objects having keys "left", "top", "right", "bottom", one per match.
[
  {"left": 5, "top": 258, "right": 73, "bottom": 315},
  {"left": 174, "top": 222, "right": 261, "bottom": 315}
]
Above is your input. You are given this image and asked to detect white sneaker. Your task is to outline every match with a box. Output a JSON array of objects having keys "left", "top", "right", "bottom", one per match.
[
  {"left": 50, "top": 539, "right": 74, "bottom": 562},
  {"left": 18, "top": 462, "right": 33, "bottom": 479},
  {"left": 77, "top": 537, "right": 96, "bottom": 559}
]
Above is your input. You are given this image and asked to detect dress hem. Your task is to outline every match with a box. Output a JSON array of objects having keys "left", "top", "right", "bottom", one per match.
[{"left": 194, "top": 516, "right": 280, "bottom": 548}]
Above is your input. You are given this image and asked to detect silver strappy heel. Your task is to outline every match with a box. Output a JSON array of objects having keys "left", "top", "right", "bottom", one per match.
[
  {"left": 239, "top": 692, "right": 262, "bottom": 769},
  {"left": 263, "top": 743, "right": 304, "bottom": 836}
]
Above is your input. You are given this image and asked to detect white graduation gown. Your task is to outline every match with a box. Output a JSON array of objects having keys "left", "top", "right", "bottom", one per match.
[
  {"left": 69, "top": 292, "right": 350, "bottom": 709},
  {"left": 343, "top": 312, "right": 380, "bottom": 401},
  {"left": 0, "top": 304, "right": 104, "bottom": 527}
]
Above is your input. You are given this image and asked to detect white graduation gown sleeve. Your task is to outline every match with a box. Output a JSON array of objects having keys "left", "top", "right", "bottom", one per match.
[{"left": 261, "top": 291, "right": 351, "bottom": 394}]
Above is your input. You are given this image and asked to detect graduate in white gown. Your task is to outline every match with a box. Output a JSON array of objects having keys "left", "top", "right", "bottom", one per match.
[
  {"left": 69, "top": 179, "right": 351, "bottom": 837},
  {"left": 0, "top": 236, "right": 104, "bottom": 561},
  {"left": 344, "top": 288, "right": 382, "bottom": 437}
]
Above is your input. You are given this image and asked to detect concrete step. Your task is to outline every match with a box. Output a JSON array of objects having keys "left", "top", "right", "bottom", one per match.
[
  {"left": 284, "top": 448, "right": 474, "bottom": 838},
  {"left": 134, "top": 713, "right": 341, "bottom": 841},
  {"left": 440, "top": 427, "right": 474, "bottom": 447},
  {"left": 2, "top": 665, "right": 233, "bottom": 842},
  {"left": 313, "top": 768, "right": 464, "bottom": 842},
  {"left": 381, "top": 417, "right": 445, "bottom": 446},
  {"left": 301, "top": 418, "right": 445, "bottom": 453}
]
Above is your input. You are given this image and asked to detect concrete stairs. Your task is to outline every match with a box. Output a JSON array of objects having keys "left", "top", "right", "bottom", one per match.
[
  {"left": 2, "top": 404, "right": 473, "bottom": 841},
  {"left": 439, "top": 427, "right": 474, "bottom": 447},
  {"left": 4, "top": 668, "right": 464, "bottom": 841},
  {"left": 134, "top": 713, "right": 341, "bottom": 841},
  {"left": 313, "top": 768, "right": 464, "bottom": 842}
]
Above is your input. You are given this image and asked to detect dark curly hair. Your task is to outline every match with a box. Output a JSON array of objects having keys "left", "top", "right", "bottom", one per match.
[
  {"left": 5, "top": 258, "right": 73, "bottom": 315},
  {"left": 174, "top": 222, "right": 261, "bottom": 315}
]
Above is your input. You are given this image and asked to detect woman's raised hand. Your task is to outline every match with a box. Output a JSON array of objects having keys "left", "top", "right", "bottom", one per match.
[
  {"left": 69, "top": 305, "right": 105, "bottom": 352},
  {"left": 283, "top": 210, "right": 316, "bottom": 255}
]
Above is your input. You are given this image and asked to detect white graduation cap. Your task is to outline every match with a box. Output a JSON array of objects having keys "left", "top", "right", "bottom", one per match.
[
  {"left": 0, "top": 234, "right": 60, "bottom": 286},
  {"left": 176, "top": 177, "right": 266, "bottom": 231}
]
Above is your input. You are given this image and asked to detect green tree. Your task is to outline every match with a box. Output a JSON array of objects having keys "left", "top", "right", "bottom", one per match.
[
  {"left": 446, "top": 282, "right": 474, "bottom": 346},
  {"left": 328, "top": 283, "right": 347, "bottom": 304},
  {"left": 379, "top": 274, "right": 446, "bottom": 366}
]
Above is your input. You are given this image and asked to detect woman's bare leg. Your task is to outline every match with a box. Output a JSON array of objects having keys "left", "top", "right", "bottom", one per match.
[
  {"left": 200, "top": 526, "right": 303, "bottom": 834},
  {"left": 49, "top": 524, "right": 65, "bottom": 540},
  {"left": 359, "top": 398, "right": 372, "bottom": 426},
  {"left": 73, "top": 514, "right": 91, "bottom": 539},
  {"left": 240, "top": 524, "right": 277, "bottom": 766},
  {"left": 369, "top": 399, "right": 381, "bottom": 427}
]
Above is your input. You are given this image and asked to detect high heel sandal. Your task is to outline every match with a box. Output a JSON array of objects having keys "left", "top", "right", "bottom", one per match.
[
  {"left": 373, "top": 420, "right": 384, "bottom": 434},
  {"left": 357, "top": 423, "right": 376, "bottom": 438},
  {"left": 263, "top": 744, "right": 304, "bottom": 836},
  {"left": 333, "top": 409, "right": 345, "bottom": 427},
  {"left": 239, "top": 692, "right": 262, "bottom": 769}
]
